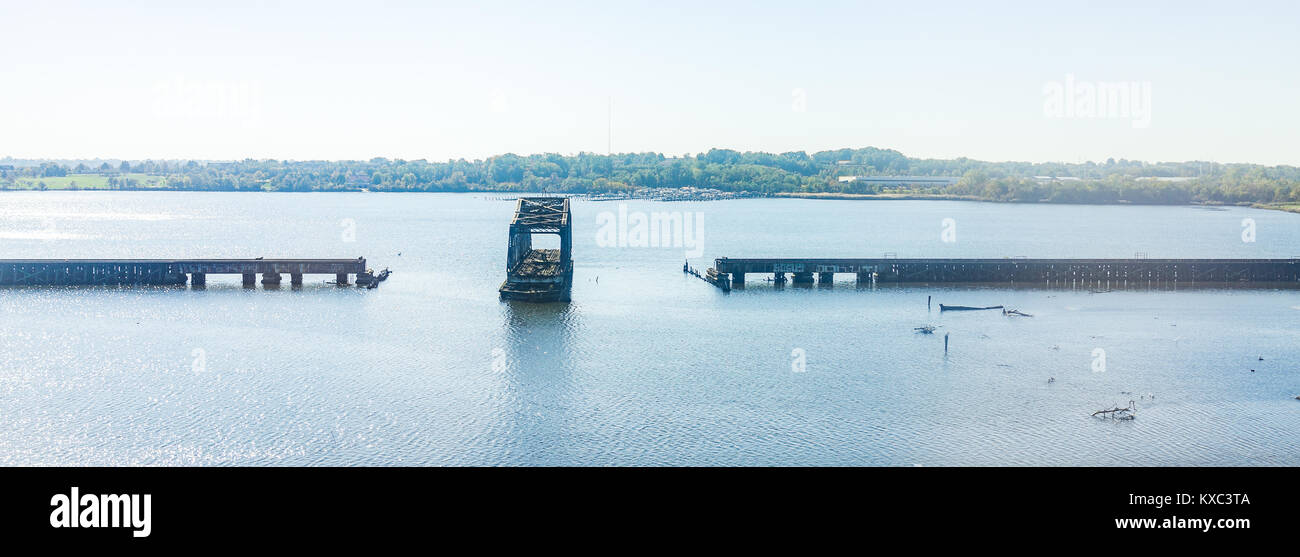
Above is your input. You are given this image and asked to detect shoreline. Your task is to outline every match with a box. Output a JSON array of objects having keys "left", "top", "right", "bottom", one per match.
[
  {"left": 775, "top": 192, "right": 1300, "bottom": 214},
  {"left": 4, "top": 187, "right": 1299, "bottom": 215}
]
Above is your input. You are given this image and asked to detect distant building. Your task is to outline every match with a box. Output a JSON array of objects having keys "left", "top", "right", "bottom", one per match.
[
  {"left": 837, "top": 176, "right": 960, "bottom": 186},
  {"left": 1032, "top": 176, "right": 1083, "bottom": 183},
  {"left": 1135, "top": 176, "right": 1195, "bottom": 183},
  {"left": 347, "top": 172, "right": 371, "bottom": 186}
]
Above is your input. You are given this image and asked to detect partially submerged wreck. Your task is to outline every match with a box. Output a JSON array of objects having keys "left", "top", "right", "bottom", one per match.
[{"left": 499, "top": 197, "right": 573, "bottom": 302}]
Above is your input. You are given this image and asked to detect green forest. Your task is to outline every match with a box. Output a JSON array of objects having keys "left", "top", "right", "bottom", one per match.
[{"left": 4, "top": 147, "right": 1299, "bottom": 209}]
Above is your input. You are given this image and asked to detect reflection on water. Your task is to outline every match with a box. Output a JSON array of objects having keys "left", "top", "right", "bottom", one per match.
[
  {"left": 0, "top": 191, "right": 1298, "bottom": 466},
  {"left": 497, "top": 301, "right": 580, "bottom": 464}
]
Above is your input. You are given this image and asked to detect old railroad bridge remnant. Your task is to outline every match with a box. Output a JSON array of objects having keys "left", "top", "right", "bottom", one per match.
[
  {"left": 0, "top": 258, "right": 371, "bottom": 287},
  {"left": 499, "top": 197, "right": 573, "bottom": 302},
  {"left": 706, "top": 257, "right": 1300, "bottom": 289}
]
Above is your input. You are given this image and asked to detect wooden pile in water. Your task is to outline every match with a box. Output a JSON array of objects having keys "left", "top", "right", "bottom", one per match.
[{"left": 703, "top": 267, "right": 731, "bottom": 292}]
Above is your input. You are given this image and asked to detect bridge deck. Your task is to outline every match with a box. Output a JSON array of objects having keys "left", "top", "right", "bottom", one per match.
[
  {"left": 713, "top": 257, "right": 1300, "bottom": 285},
  {"left": 0, "top": 258, "right": 367, "bottom": 286}
]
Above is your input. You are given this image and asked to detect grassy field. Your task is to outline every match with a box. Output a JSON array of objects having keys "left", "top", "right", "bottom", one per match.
[
  {"left": 8, "top": 173, "right": 168, "bottom": 190},
  {"left": 1254, "top": 203, "right": 1300, "bottom": 214},
  {"left": 774, "top": 192, "right": 984, "bottom": 201}
]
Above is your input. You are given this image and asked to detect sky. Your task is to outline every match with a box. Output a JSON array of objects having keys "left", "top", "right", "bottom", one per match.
[{"left": 1, "top": 0, "right": 1298, "bottom": 165}]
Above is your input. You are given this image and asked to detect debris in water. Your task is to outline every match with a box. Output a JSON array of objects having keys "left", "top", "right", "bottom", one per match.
[
  {"left": 940, "top": 304, "right": 1003, "bottom": 311},
  {"left": 914, "top": 325, "right": 936, "bottom": 334},
  {"left": 1004, "top": 309, "right": 1033, "bottom": 317},
  {"left": 1092, "top": 400, "right": 1137, "bottom": 420}
]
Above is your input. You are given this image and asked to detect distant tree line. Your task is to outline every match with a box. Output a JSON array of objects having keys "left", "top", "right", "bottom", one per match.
[{"left": 2, "top": 148, "right": 1298, "bottom": 205}]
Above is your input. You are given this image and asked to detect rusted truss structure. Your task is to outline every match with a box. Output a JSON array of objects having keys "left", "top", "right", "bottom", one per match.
[{"left": 499, "top": 197, "right": 573, "bottom": 302}]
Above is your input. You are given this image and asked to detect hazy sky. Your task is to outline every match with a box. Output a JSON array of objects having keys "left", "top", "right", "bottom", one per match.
[{"left": 2, "top": 0, "right": 1297, "bottom": 164}]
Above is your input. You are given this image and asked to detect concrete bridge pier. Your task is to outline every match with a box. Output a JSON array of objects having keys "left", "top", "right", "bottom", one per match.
[
  {"left": 191, "top": 272, "right": 206, "bottom": 288},
  {"left": 242, "top": 273, "right": 256, "bottom": 287},
  {"left": 731, "top": 272, "right": 744, "bottom": 288},
  {"left": 290, "top": 273, "right": 303, "bottom": 286},
  {"left": 335, "top": 273, "right": 349, "bottom": 285},
  {"left": 773, "top": 272, "right": 786, "bottom": 285},
  {"left": 792, "top": 272, "right": 814, "bottom": 284},
  {"left": 262, "top": 272, "right": 282, "bottom": 285},
  {"left": 817, "top": 272, "right": 833, "bottom": 285}
]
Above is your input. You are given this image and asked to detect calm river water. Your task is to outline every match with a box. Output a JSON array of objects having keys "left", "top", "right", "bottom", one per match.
[{"left": 1, "top": 192, "right": 1297, "bottom": 465}]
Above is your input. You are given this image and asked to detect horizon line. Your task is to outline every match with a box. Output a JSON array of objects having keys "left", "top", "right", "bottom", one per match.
[{"left": 2, "top": 148, "right": 1296, "bottom": 169}]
